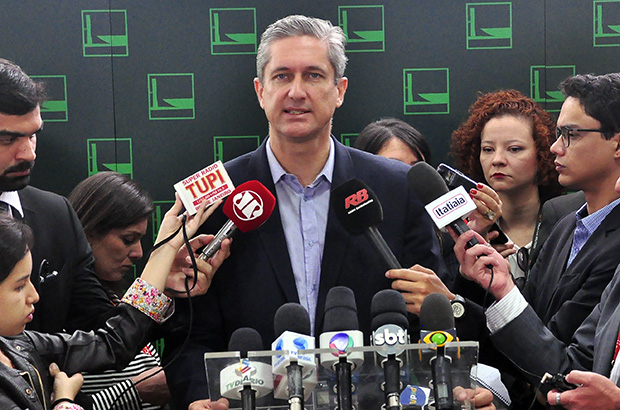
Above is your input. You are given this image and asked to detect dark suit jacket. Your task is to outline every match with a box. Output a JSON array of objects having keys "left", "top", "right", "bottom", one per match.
[
  {"left": 19, "top": 186, "right": 112, "bottom": 333},
  {"left": 164, "top": 138, "right": 446, "bottom": 407},
  {"left": 528, "top": 191, "right": 586, "bottom": 268},
  {"left": 522, "top": 201, "right": 620, "bottom": 344},
  {"left": 455, "top": 197, "right": 620, "bottom": 372},
  {"left": 491, "top": 262, "right": 620, "bottom": 388}
]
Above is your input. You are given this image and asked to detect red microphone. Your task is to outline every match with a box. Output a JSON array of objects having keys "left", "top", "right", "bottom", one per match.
[{"left": 198, "top": 180, "right": 276, "bottom": 260}]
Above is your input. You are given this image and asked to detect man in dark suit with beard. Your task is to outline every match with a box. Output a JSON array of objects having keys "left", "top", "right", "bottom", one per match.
[{"left": 0, "top": 58, "right": 113, "bottom": 333}]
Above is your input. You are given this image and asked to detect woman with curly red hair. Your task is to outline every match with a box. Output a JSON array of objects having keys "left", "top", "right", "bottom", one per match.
[{"left": 451, "top": 89, "right": 563, "bottom": 282}]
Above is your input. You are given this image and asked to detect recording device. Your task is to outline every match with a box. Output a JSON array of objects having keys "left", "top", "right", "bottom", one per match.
[
  {"left": 331, "top": 178, "right": 401, "bottom": 269},
  {"left": 408, "top": 162, "right": 479, "bottom": 248},
  {"left": 371, "top": 289, "right": 409, "bottom": 410},
  {"left": 419, "top": 293, "right": 457, "bottom": 410},
  {"left": 199, "top": 180, "right": 276, "bottom": 260},
  {"left": 220, "top": 327, "right": 272, "bottom": 409},
  {"left": 271, "top": 303, "right": 317, "bottom": 409},
  {"left": 319, "top": 287, "right": 364, "bottom": 410},
  {"left": 541, "top": 373, "right": 579, "bottom": 391},
  {"left": 436, "top": 163, "right": 508, "bottom": 245}
]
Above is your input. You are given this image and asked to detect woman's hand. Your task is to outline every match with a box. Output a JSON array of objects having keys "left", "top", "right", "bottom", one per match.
[
  {"left": 49, "top": 362, "right": 83, "bottom": 405},
  {"left": 467, "top": 183, "right": 502, "bottom": 238},
  {"left": 155, "top": 195, "right": 221, "bottom": 252},
  {"left": 165, "top": 235, "right": 232, "bottom": 297}
]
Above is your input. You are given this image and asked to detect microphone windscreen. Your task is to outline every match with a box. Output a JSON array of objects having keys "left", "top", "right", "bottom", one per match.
[
  {"left": 420, "top": 293, "right": 455, "bottom": 331},
  {"left": 323, "top": 286, "right": 359, "bottom": 332},
  {"left": 407, "top": 162, "right": 450, "bottom": 205},
  {"left": 370, "top": 289, "right": 409, "bottom": 331},
  {"left": 274, "top": 303, "right": 311, "bottom": 336},
  {"left": 228, "top": 327, "right": 263, "bottom": 357},
  {"left": 330, "top": 179, "right": 383, "bottom": 235},
  {"left": 222, "top": 180, "right": 276, "bottom": 233}
]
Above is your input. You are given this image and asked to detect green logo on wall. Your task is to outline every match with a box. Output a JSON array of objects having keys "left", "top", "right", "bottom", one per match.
[
  {"left": 530, "top": 65, "right": 576, "bottom": 112},
  {"left": 151, "top": 200, "right": 175, "bottom": 243},
  {"left": 81, "top": 10, "right": 128, "bottom": 57},
  {"left": 148, "top": 73, "right": 195, "bottom": 120},
  {"left": 403, "top": 68, "right": 450, "bottom": 115},
  {"left": 594, "top": 0, "right": 620, "bottom": 47},
  {"left": 31, "top": 75, "right": 68, "bottom": 122},
  {"left": 466, "top": 2, "right": 512, "bottom": 49},
  {"left": 87, "top": 138, "right": 133, "bottom": 177},
  {"left": 210, "top": 8, "right": 257, "bottom": 55},
  {"left": 214, "top": 136, "right": 261, "bottom": 162},
  {"left": 338, "top": 5, "right": 385, "bottom": 52},
  {"left": 340, "top": 134, "right": 359, "bottom": 147}
]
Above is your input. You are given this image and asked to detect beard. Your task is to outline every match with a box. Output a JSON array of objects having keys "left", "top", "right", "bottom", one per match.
[{"left": 0, "top": 161, "right": 34, "bottom": 191}]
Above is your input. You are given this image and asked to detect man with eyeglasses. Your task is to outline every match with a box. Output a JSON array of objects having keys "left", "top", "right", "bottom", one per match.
[{"left": 453, "top": 72, "right": 620, "bottom": 409}]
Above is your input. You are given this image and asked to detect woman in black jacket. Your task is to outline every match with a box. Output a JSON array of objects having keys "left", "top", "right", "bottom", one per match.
[{"left": 0, "top": 198, "right": 229, "bottom": 410}]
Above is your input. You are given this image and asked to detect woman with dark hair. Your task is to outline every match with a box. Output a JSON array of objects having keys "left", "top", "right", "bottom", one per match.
[
  {"left": 0, "top": 199, "right": 228, "bottom": 410},
  {"left": 353, "top": 117, "right": 431, "bottom": 165},
  {"left": 451, "top": 89, "right": 563, "bottom": 282},
  {"left": 68, "top": 172, "right": 164, "bottom": 410}
]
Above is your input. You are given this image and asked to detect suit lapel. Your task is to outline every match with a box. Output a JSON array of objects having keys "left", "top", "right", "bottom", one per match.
[{"left": 248, "top": 143, "right": 299, "bottom": 304}]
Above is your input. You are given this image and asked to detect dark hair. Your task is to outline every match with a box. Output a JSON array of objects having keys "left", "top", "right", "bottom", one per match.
[
  {"left": 68, "top": 172, "right": 154, "bottom": 238},
  {"left": 354, "top": 117, "right": 432, "bottom": 164},
  {"left": 0, "top": 214, "right": 33, "bottom": 282},
  {"left": 451, "top": 89, "right": 563, "bottom": 202},
  {"left": 0, "top": 58, "right": 46, "bottom": 115},
  {"left": 560, "top": 73, "right": 620, "bottom": 139}
]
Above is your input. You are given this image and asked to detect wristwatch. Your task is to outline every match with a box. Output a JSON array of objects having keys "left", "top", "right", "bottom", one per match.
[{"left": 451, "top": 294, "right": 466, "bottom": 319}]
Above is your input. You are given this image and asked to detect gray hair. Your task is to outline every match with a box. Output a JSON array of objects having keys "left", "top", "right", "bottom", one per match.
[{"left": 256, "top": 15, "right": 348, "bottom": 84}]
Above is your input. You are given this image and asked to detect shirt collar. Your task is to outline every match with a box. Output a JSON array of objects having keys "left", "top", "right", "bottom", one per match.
[
  {"left": 0, "top": 191, "right": 24, "bottom": 218},
  {"left": 265, "top": 137, "right": 335, "bottom": 186},
  {"left": 575, "top": 196, "right": 620, "bottom": 234}
]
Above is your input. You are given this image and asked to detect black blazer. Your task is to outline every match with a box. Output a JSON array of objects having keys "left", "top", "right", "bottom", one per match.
[
  {"left": 492, "top": 262, "right": 620, "bottom": 388},
  {"left": 523, "top": 201, "right": 620, "bottom": 344},
  {"left": 19, "top": 186, "right": 112, "bottom": 333},
  {"left": 164, "top": 138, "right": 446, "bottom": 407}
]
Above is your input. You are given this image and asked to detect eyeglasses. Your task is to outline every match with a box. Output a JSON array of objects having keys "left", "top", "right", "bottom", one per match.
[{"left": 555, "top": 126, "right": 609, "bottom": 148}]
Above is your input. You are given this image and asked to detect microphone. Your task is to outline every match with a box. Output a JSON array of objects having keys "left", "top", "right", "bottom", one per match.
[
  {"left": 319, "top": 287, "right": 364, "bottom": 410},
  {"left": 220, "top": 327, "right": 273, "bottom": 410},
  {"left": 271, "top": 303, "right": 317, "bottom": 410},
  {"left": 371, "top": 289, "right": 409, "bottom": 410},
  {"left": 331, "top": 178, "right": 401, "bottom": 269},
  {"left": 199, "top": 180, "right": 276, "bottom": 260},
  {"left": 407, "top": 162, "right": 479, "bottom": 249},
  {"left": 419, "top": 293, "right": 457, "bottom": 410}
]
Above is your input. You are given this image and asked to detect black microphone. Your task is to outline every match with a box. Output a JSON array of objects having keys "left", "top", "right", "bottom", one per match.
[
  {"left": 271, "top": 303, "right": 316, "bottom": 410},
  {"left": 331, "top": 178, "right": 401, "bottom": 269},
  {"left": 319, "top": 287, "right": 364, "bottom": 410},
  {"left": 371, "top": 289, "right": 409, "bottom": 410},
  {"left": 407, "top": 162, "right": 479, "bottom": 249},
  {"left": 420, "top": 293, "right": 457, "bottom": 410},
  {"left": 220, "top": 327, "right": 271, "bottom": 410}
]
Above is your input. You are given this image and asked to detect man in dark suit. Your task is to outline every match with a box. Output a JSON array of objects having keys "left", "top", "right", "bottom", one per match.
[
  {"left": 456, "top": 72, "right": 620, "bottom": 409},
  {"left": 163, "top": 15, "right": 452, "bottom": 410},
  {"left": 0, "top": 58, "right": 113, "bottom": 333}
]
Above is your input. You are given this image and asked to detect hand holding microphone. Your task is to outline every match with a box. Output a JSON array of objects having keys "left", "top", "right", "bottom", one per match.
[{"left": 199, "top": 180, "right": 276, "bottom": 261}]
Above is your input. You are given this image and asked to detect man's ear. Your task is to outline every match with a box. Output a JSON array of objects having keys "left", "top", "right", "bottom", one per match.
[{"left": 254, "top": 78, "right": 265, "bottom": 109}]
